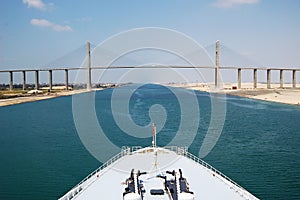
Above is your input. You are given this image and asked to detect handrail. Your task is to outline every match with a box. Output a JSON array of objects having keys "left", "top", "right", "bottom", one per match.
[
  {"left": 58, "top": 146, "right": 258, "bottom": 200},
  {"left": 58, "top": 146, "right": 141, "bottom": 200},
  {"left": 165, "top": 146, "right": 258, "bottom": 200}
]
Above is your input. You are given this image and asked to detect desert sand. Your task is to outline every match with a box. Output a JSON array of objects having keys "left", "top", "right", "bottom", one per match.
[
  {"left": 0, "top": 89, "right": 103, "bottom": 107},
  {"left": 167, "top": 82, "right": 300, "bottom": 106}
]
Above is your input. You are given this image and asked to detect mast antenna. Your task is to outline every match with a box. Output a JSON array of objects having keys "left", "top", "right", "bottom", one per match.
[{"left": 152, "top": 123, "right": 157, "bottom": 147}]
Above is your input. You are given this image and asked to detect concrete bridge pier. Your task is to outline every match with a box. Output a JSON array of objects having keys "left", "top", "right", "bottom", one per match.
[
  {"left": 280, "top": 69, "right": 284, "bottom": 88},
  {"left": 35, "top": 70, "right": 39, "bottom": 90},
  {"left": 293, "top": 70, "right": 296, "bottom": 88},
  {"left": 9, "top": 71, "right": 13, "bottom": 91},
  {"left": 49, "top": 70, "right": 53, "bottom": 91},
  {"left": 267, "top": 69, "right": 271, "bottom": 89},
  {"left": 22, "top": 71, "right": 26, "bottom": 90},
  {"left": 238, "top": 68, "right": 241, "bottom": 89},
  {"left": 65, "top": 69, "right": 69, "bottom": 91},
  {"left": 253, "top": 69, "right": 257, "bottom": 89}
]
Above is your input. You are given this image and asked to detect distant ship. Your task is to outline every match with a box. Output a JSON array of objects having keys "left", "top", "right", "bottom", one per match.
[{"left": 59, "top": 124, "right": 259, "bottom": 200}]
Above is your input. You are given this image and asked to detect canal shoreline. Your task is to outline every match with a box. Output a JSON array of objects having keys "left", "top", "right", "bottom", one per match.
[
  {"left": 167, "top": 82, "right": 300, "bottom": 106},
  {"left": 1, "top": 83, "right": 299, "bottom": 107},
  {"left": 0, "top": 89, "right": 104, "bottom": 107}
]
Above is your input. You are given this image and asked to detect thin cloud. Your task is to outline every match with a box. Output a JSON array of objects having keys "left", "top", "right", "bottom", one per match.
[
  {"left": 213, "top": 0, "right": 260, "bottom": 8},
  {"left": 30, "top": 19, "right": 73, "bottom": 32},
  {"left": 76, "top": 17, "right": 93, "bottom": 23},
  {"left": 22, "top": 0, "right": 54, "bottom": 11}
]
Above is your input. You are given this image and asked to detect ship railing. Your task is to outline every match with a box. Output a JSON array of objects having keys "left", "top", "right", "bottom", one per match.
[
  {"left": 59, "top": 146, "right": 140, "bottom": 200},
  {"left": 59, "top": 146, "right": 258, "bottom": 200},
  {"left": 164, "top": 146, "right": 258, "bottom": 200},
  {"left": 163, "top": 146, "right": 188, "bottom": 155}
]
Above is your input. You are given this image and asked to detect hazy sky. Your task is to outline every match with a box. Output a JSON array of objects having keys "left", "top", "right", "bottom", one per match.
[{"left": 0, "top": 0, "right": 300, "bottom": 83}]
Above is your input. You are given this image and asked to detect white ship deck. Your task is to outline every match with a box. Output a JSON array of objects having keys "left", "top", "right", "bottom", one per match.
[{"left": 59, "top": 146, "right": 259, "bottom": 200}]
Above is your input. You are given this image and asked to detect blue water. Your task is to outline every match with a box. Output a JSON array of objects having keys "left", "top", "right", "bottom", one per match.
[{"left": 0, "top": 84, "right": 299, "bottom": 200}]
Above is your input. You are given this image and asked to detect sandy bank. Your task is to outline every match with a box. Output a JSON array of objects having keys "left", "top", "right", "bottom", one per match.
[
  {"left": 167, "top": 83, "right": 300, "bottom": 106},
  {"left": 0, "top": 89, "right": 103, "bottom": 107},
  {"left": 227, "top": 89, "right": 300, "bottom": 105}
]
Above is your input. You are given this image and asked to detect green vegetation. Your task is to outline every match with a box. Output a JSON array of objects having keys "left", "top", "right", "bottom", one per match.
[
  {"left": 0, "top": 89, "right": 28, "bottom": 95},
  {"left": 0, "top": 89, "right": 61, "bottom": 99}
]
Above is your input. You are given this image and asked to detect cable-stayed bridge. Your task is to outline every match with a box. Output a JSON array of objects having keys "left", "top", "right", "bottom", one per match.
[{"left": 0, "top": 41, "right": 299, "bottom": 91}]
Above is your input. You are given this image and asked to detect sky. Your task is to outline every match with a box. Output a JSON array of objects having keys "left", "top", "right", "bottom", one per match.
[{"left": 0, "top": 0, "right": 300, "bottom": 83}]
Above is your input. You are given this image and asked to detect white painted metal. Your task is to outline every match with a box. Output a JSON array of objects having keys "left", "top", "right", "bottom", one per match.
[{"left": 58, "top": 146, "right": 259, "bottom": 200}]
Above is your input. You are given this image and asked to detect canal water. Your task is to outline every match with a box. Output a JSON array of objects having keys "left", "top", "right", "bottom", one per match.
[{"left": 0, "top": 84, "right": 299, "bottom": 199}]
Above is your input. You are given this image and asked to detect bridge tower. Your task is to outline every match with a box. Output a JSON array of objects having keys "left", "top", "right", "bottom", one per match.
[
  {"left": 215, "top": 40, "right": 220, "bottom": 88},
  {"left": 87, "top": 41, "right": 92, "bottom": 90}
]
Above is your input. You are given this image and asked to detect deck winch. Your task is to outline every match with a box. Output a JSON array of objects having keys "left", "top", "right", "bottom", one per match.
[{"left": 123, "top": 169, "right": 194, "bottom": 200}]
